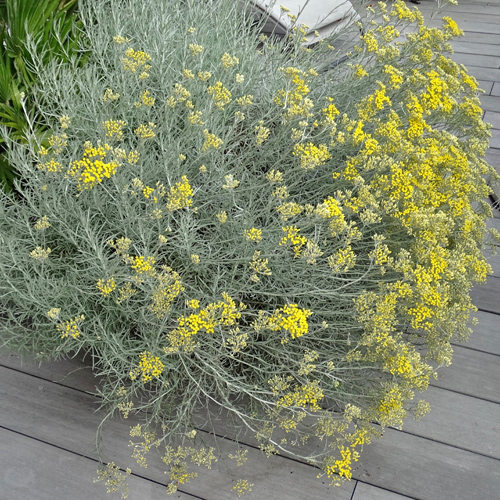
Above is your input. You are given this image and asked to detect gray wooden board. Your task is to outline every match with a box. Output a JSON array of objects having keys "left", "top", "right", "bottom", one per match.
[
  {"left": 486, "top": 215, "right": 500, "bottom": 234},
  {"left": 0, "top": 427, "right": 185, "bottom": 500},
  {"left": 0, "top": 350, "right": 98, "bottom": 393},
  {"left": 352, "top": 481, "right": 420, "bottom": 500},
  {"left": 451, "top": 40, "right": 500, "bottom": 56},
  {"left": 195, "top": 390, "right": 500, "bottom": 499},
  {"left": 0, "top": 365, "right": 355, "bottom": 500},
  {"left": 400, "top": 386, "right": 500, "bottom": 459},
  {"left": 487, "top": 146, "right": 500, "bottom": 163},
  {"left": 431, "top": 344, "right": 500, "bottom": 403},
  {"left": 450, "top": 32, "right": 500, "bottom": 45},
  {"left": 418, "top": 3, "right": 500, "bottom": 15},
  {"left": 352, "top": 426, "right": 500, "bottom": 500},
  {"left": 480, "top": 95, "right": 500, "bottom": 112},
  {"left": 470, "top": 274, "right": 500, "bottom": 314},
  {"left": 466, "top": 310, "right": 500, "bottom": 355},
  {"left": 493, "top": 82, "right": 500, "bottom": 97},
  {"left": 490, "top": 127, "right": 500, "bottom": 149},
  {"left": 485, "top": 246, "right": 500, "bottom": 277},
  {"left": 425, "top": 18, "right": 500, "bottom": 35},
  {"left": 457, "top": 65, "right": 500, "bottom": 83},
  {"left": 485, "top": 111, "right": 500, "bottom": 129},
  {"left": 479, "top": 80, "right": 494, "bottom": 94},
  {"left": 417, "top": 10, "right": 500, "bottom": 27},
  {"left": 451, "top": 52, "right": 500, "bottom": 69}
]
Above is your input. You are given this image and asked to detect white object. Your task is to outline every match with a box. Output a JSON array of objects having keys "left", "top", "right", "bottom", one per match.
[{"left": 241, "top": 0, "right": 360, "bottom": 44}]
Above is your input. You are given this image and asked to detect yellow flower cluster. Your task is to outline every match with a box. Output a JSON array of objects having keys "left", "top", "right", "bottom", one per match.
[
  {"left": 59, "top": 115, "right": 70, "bottom": 129},
  {"left": 189, "top": 43, "right": 204, "bottom": 56},
  {"left": 293, "top": 142, "right": 331, "bottom": 170},
  {"left": 96, "top": 278, "right": 117, "bottom": 295},
  {"left": 274, "top": 67, "right": 314, "bottom": 120},
  {"left": 102, "top": 119, "right": 127, "bottom": 140},
  {"left": 165, "top": 294, "right": 246, "bottom": 353},
  {"left": 198, "top": 70, "right": 211, "bottom": 81},
  {"left": 207, "top": 81, "right": 232, "bottom": 109},
  {"left": 221, "top": 53, "right": 239, "bottom": 69},
  {"left": 244, "top": 228, "right": 262, "bottom": 242},
  {"left": 277, "top": 380, "right": 323, "bottom": 409},
  {"left": 103, "top": 88, "right": 120, "bottom": 101},
  {"left": 268, "top": 303, "right": 312, "bottom": 339},
  {"left": 232, "top": 479, "right": 253, "bottom": 498},
  {"left": 130, "top": 351, "right": 164, "bottom": 382},
  {"left": 134, "top": 122, "right": 156, "bottom": 139},
  {"left": 255, "top": 124, "right": 270, "bottom": 145},
  {"left": 166, "top": 176, "right": 193, "bottom": 211},
  {"left": 276, "top": 202, "right": 303, "bottom": 221},
  {"left": 149, "top": 266, "right": 184, "bottom": 318},
  {"left": 328, "top": 246, "right": 356, "bottom": 273},
  {"left": 188, "top": 110, "right": 204, "bottom": 126},
  {"left": 122, "top": 47, "right": 152, "bottom": 74},
  {"left": 135, "top": 90, "right": 155, "bottom": 107},
  {"left": 222, "top": 174, "right": 239, "bottom": 189},
  {"left": 30, "top": 246, "right": 51, "bottom": 261},
  {"left": 67, "top": 142, "right": 120, "bottom": 191},
  {"left": 37, "top": 158, "right": 63, "bottom": 173},
  {"left": 201, "top": 129, "right": 223, "bottom": 152},
  {"left": 249, "top": 250, "right": 272, "bottom": 282},
  {"left": 321, "top": 446, "right": 359, "bottom": 481},
  {"left": 279, "top": 225, "right": 307, "bottom": 257},
  {"left": 46, "top": 308, "right": 61, "bottom": 320},
  {"left": 131, "top": 255, "right": 156, "bottom": 276},
  {"left": 34, "top": 216, "right": 51, "bottom": 230},
  {"left": 56, "top": 314, "right": 85, "bottom": 339},
  {"left": 235, "top": 94, "right": 253, "bottom": 106}
]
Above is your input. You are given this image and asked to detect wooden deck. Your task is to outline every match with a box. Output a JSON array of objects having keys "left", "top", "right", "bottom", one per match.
[{"left": 2, "top": 1, "right": 500, "bottom": 498}]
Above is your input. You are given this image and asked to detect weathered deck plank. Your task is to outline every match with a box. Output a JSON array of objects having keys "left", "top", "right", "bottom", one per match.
[
  {"left": 480, "top": 95, "right": 500, "bottom": 112},
  {"left": 352, "top": 428, "right": 500, "bottom": 500},
  {"left": 0, "top": 350, "right": 97, "bottom": 392},
  {"left": 452, "top": 40, "right": 500, "bottom": 57},
  {"left": 490, "top": 128, "right": 500, "bottom": 150},
  {"left": 352, "top": 482, "right": 420, "bottom": 500},
  {"left": 479, "top": 80, "right": 494, "bottom": 94},
  {"left": 0, "top": 427, "right": 181, "bottom": 500},
  {"left": 418, "top": 3, "right": 500, "bottom": 16},
  {"left": 470, "top": 275, "right": 500, "bottom": 314},
  {"left": 485, "top": 110, "right": 500, "bottom": 129},
  {"left": 0, "top": 364, "right": 355, "bottom": 500},
  {"left": 486, "top": 215, "right": 500, "bottom": 234},
  {"left": 493, "top": 82, "right": 500, "bottom": 96},
  {"left": 417, "top": 10, "right": 500, "bottom": 27},
  {"left": 466, "top": 310, "right": 500, "bottom": 355},
  {"left": 401, "top": 386, "right": 500, "bottom": 459},
  {"left": 426, "top": 19, "right": 500, "bottom": 36},
  {"left": 431, "top": 345, "right": 500, "bottom": 403}
]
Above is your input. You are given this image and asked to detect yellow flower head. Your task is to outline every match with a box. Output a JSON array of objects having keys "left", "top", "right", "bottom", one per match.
[
  {"left": 34, "top": 216, "right": 51, "bottom": 230},
  {"left": 166, "top": 176, "right": 194, "bottom": 211},
  {"left": 221, "top": 53, "right": 239, "bottom": 69},
  {"left": 244, "top": 228, "right": 263, "bottom": 242}
]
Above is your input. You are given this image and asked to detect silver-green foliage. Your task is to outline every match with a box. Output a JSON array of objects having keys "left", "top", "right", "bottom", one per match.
[{"left": 0, "top": 0, "right": 497, "bottom": 486}]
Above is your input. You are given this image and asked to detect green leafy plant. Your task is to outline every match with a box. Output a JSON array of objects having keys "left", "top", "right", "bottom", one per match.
[
  {"left": 1, "top": 0, "right": 498, "bottom": 494},
  {"left": 0, "top": 0, "right": 82, "bottom": 192}
]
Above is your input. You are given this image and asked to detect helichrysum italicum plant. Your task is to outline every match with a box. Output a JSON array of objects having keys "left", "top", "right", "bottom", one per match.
[{"left": 0, "top": 0, "right": 498, "bottom": 494}]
